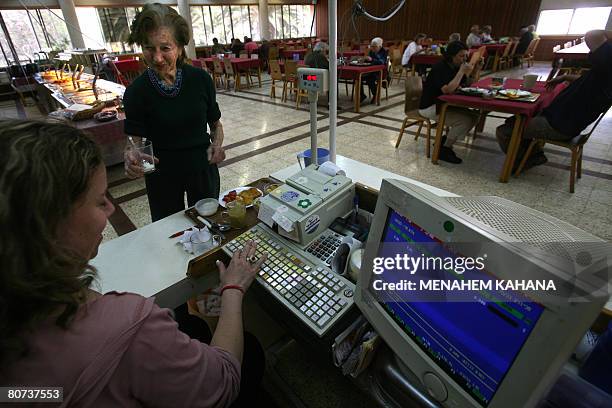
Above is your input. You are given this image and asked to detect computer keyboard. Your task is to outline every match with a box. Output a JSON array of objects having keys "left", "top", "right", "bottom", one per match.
[{"left": 222, "top": 224, "right": 355, "bottom": 337}]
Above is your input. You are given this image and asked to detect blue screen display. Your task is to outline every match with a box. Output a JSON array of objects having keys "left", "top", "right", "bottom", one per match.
[{"left": 379, "top": 209, "right": 545, "bottom": 406}]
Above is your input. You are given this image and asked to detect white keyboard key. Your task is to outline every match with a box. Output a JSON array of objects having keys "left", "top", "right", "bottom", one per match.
[{"left": 317, "top": 314, "right": 331, "bottom": 327}]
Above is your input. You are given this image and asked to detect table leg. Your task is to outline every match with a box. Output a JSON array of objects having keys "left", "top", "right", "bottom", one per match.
[
  {"left": 376, "top": 70, "right": 382, "bottom": 105},
  {"left": 500, "top": 114, "right": 524, "bottom": 182},
  {"left": 432, "top": 103, "right": 448, "bottom": 164},
  {"left": 355, "top": 73, "right": 362, "bottom": 113},
  {"left": 411, "top": 63, "right": 416, "bottom": 76},
  {"left": 257, "top": 66, "right": 262, "bottom": 87}
]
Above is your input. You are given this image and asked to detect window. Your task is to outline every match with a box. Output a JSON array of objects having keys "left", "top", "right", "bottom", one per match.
[
  {"left": 536, "top": 7, "right": 612, "bottom": 35},
  {"left": 97, "top": 8, "right": 130, "bottom": 52},
  {"left": 1, "top": 10, "right": 42, "bottom": 62},
  {"left": 190, "top": 5, "right": 260, "bottom": 46},
  {"left": 75, "top": 7, "right": 106, "bottom": 50},
  {"left": 268, "top": 5, "right": 315, "bottom": 40}
]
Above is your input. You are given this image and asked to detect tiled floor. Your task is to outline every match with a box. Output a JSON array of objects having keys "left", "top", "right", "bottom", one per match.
[{"left": 4, "top": 61, "right": 611, "bottom": 242}]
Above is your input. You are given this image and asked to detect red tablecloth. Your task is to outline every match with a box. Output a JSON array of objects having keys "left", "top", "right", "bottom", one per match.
[
  {"left": 438, "top": 78, "right": 556, "bottom": 116},
  {"left": 281, "top": 49, "right": 308, "bottom": 59},
  {"left": 113, "top": 59, "right": 140, "bottom": 72},
  {"left": 339, "top": 50, "right": 363, "bottom": 58},
  {"left": 338, "top": 64, "right": 385, "bottom": 80}
]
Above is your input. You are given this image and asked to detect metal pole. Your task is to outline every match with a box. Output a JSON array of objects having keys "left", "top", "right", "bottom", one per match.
[
  {"left": 309, "top": 91, "right": 318, "bottom": 165},
  {"left": 328, "top": 0, "right": 337, "bottom": 163}
]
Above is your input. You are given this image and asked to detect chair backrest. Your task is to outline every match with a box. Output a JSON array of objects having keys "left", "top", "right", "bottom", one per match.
[
  {"left": 508, "top": 40, "right": 519, "bottom": 56},
  {"left": 269, "top": 47, "right": 279, "bottom": 60},
  {"left": 577, "top": 105, "right": 611, "bottom": 145},
  {"left": 391, "top": 48, "right": 402, "bottom": 67},
  {"left": 212, "top": 58, "right": 224, "bottom": 74},
  {"left": 239, "top": 52, "right": 248, "bottom": 59},
  {"left": 285, "top": 60, "right": 298, "bottom": 78},
  {"left": 404, "top": 76, "right": 423, "bottom": 114},
  {"left": 469, "top": 46, "right": 486, "bottom": 66},
  {"left": 223, "top": 59, "right": 235, "bottom": 75},
  {"left": 531, "top": 38, "right": 541, "bottom": 54},
  {"left": 269, "top": 60, "right": 283, "bottom": 80},
  {"left": 501, "top": 41, "right": 513, "bottom": 57}
]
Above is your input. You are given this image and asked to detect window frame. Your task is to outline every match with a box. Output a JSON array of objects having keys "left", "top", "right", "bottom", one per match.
[{"left": 536, "top": 6, "right": 612, "bottom": 36}]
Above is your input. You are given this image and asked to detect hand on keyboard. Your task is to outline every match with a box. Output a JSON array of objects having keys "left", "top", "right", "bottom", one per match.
[{"left": 217, "top": 240, "right": 268, "bottom": 291}]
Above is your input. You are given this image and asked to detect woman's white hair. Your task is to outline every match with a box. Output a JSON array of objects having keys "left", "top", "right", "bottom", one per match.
[
  {"left": 313, "top": 42, "right": 329, "bottom": 52},
  {"left": 370, "top": 37, "right": 383, "bottom": 47}
]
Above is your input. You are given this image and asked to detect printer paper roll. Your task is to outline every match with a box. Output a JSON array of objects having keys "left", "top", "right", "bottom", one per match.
[{"left": 319, "top": 161, "right": 346, "bottom": 177}]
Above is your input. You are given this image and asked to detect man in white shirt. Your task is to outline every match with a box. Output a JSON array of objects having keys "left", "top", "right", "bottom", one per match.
[
  {"left": 466, "top": 25, "right": 482, "bottom": 48},
  {"left": 402, "top": 33, "right": 427, "bottom": 67}
]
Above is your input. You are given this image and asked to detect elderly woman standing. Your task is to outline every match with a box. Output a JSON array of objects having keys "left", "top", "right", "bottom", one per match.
[
  {"left": 123, "top": 4, "right": 225, "bottom": 222},
  {"left": 0, "top": 120, "right": 265, "bottom": 406},
  {"left": 361, "top": 37, "right": 388, "bottom": 104}
]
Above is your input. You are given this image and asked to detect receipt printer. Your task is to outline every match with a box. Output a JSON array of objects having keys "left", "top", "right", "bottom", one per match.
[{"left": 258, "top": 165, "right": 354, "bottom": 246}]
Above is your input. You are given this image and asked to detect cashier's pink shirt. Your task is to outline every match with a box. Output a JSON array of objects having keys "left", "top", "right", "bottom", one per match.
[{"left": 3, "top": 292, "right": 241, "bottom": 407}]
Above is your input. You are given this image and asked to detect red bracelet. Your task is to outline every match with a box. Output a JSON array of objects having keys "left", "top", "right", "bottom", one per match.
[{"left": 220, "top": 285, "right": 245, "bottom": 296}]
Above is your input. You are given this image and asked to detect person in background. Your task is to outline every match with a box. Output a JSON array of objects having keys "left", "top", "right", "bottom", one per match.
[
  {"left": 0, "top": 120, "right": 266, "bottom": 406},
  {"left": 466, "top": 25, "right": 482, "bottom": 48},
  {"left": 211, "top": 37, "right": 226, "bottom": 55},
  {"left": 361, "top": 37, "right": 389, "bottom": 104},
  {"left": 419, "top": 41, "right": 480, "bottom": 164},
  {"left": 496, "top": 30, "right": 612, "bottom": 170},
  {"left": 529, "top": 24, "right": 539, "bottom": 39},
  {"left": 244, "top": 37, "right": 258, "bottom": 54},
  {"left": 402, "top": 33, "right": 427, "bottom": 75},
  {"left": 231, "top": 38, "right": 244, "bottom": 57},
  {"left": 122, "top": 4, "right": 225, "bottom": 221},
  {"left": 482, "top": 25, "right": 493, "bottom": 43},
  {"left": 259, "top": 39, "right": 270, "bottom": 69},
  {"left": 449, "top": 32, "right": 461, "bottom": 42},
  {"left": 305, "top": 41, "right": 329, "bottom": 69},
  {"left": 515, "top": 25, "right": 534, "bottom": 55}
]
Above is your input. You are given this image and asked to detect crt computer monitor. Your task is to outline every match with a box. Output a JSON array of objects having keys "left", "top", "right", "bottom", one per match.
[{"left": 355, "top": 179, "right": 609, "bottom": 408}]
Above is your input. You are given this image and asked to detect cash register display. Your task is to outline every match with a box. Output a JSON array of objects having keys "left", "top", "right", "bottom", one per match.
[{"left": 379, "top": 209, "right": 544, "bottom": 407}]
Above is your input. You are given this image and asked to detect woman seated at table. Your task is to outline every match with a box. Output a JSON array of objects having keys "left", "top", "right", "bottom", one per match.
[
  {"left": 482, "top": 25, "right": 494, "bottom": 43},
  {"left": 360, "top": 37, "right": 388, "bottom": 104},
  {"left": 305, "top": 41, "right": 329, "bottom": 69},
  {"left": 0, "top": 120, "right": 266, "bottom": 406},
  {"left": 401, "top": 33, "right": 427, "bottom": 68},
  {"left": 418, "top": 41, "right": 479, "bottom": 164}
]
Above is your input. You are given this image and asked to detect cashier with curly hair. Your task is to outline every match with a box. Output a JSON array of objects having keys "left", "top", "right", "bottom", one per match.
[{"left": 123, "top": 3, "right": 225, "bottom": 221}]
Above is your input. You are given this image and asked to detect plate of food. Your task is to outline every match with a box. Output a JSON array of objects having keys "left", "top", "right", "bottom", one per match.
[
  {"left": 498, "top": 89, "right": 532, "bottom": 98},
  {"left": 219, "top": 186, "right": 263, "bottom": 208},
  {"left": 458, "top": 87, "right": 488, "bottom": 96}
]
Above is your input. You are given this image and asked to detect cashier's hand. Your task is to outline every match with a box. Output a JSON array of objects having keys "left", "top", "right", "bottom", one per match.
[
  {"left": 217, "top": 240, "right": 267, "bottom": 291},
  {"left": 124, "top": 148, "right": 159, "bottom": 179}
]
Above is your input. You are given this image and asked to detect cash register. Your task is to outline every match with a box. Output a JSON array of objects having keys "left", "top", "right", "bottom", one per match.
[{"left": 222, "top": 164, "right": 358, "bottom": 337}]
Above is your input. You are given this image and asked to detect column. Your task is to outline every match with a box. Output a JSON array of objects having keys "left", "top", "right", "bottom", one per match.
[
  {"left": 259, "top": 0, "right": 270, "bottom": 40},
  {"left": 58, "top": 0, "right": 85, "bottom": 49},
  {"left": 177, "top": 0, "right": 196, "bottom": 59}
]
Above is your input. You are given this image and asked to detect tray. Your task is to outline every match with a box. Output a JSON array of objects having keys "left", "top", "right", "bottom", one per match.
[{"left": 494, "top": 92, "right": 540, "bottom": 103}]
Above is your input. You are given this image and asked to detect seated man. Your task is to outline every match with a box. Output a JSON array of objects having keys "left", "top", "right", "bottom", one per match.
[
  {"left": 482, "top": 25, "right": 493, "bottom": 43},
  {"left": 361, "top": 37, "right": 388, "bottom": 104},
  {"left": 496, "top": 30, "right": 612, "bottom": 170},
  {"left": 466, "top": 25, "right": 482, "bottom": 48},
  {"left": 449, "top": 33, "right": 461, "bottom": 42},
  {"left": 419, "top": 41, "right": 479, "bottom": 164},
  {"left": 210, "top": 37, "right": 226, "bottom": 55},
  {"left": 402, "top": 33, "right": 427, "bottom": 69},
  {"left": 305, "top": 42, "right": 329, "bottom": 69},
  {"left": 515, "top": 26, "right": 534, "bottom": 55}
]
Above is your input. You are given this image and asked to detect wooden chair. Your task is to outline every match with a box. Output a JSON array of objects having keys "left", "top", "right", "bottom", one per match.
[
  {"left": 284, "top": 60, "right": 300, "bottom": 102},
  {"left": 269, "top": 60, "right": 286, "bottom": 100},
  {"left": 389, "top": 48, "right": 404, "bottom": 84},
  {"left": 223, "top": 60, "right": 250, "bottom": 91},
  {"left": 525, "top": 38, "right": 540, "bottom": 67},
  {"left": 211, "top": 58, "right": 225, "bottom": 88},
  {"left": 396, "top": 76, "right": 433, "bottom": 157},
  {"left": 515, "top": 107, "right": 610, "bottom": 193},
  {"left": 269, "top": 47, "right": 279, "bottom": 61},
  {"left": 499, "top": 41, "right": 518, "bottom": 70}
]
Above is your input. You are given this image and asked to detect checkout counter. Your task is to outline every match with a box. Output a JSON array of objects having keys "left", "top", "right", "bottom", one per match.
[{"left": 91, "top": 156, "right": 612, "bottom": 407}]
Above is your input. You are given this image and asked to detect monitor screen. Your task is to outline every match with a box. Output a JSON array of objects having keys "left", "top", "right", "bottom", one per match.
[{"left": 378, "top": 209, "right": 545, "bottom": 407}]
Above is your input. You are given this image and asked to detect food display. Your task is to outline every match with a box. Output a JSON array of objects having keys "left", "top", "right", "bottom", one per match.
[{"left": 219, "top": 187, "right": 263, "bottom": 207}]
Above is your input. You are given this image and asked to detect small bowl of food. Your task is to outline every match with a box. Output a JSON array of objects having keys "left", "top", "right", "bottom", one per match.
[{"left": 195, "top": 198, "right": 219, "bottom": 216}]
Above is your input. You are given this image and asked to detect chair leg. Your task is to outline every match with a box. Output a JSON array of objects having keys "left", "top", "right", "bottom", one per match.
[
  {"left": 415, "top": 121, "right": 424, "bottom": 141},
  {"left": 577, "top": 147, "right": 583, "bottom": 179},
  {"left": 271, "top": 80, "right": 276, "bottom": 98},
  {"left": 569, "top": 148, "right": 578, "bottom": 193},
  {"left": 425, "top": 121, "right": 432, "bottom": 158},
  {"left": 396, "top": 117, "right": 409, "bottom": 148},
  {"left": 515, "top": 139, "right": 537, "bottom": 176}
]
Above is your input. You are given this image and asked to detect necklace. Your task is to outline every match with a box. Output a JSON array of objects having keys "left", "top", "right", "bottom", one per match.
[{"left": 147, "top": 67, "right": 183, "bottom": 98}]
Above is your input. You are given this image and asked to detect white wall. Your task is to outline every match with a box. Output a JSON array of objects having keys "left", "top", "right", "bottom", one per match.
[{"left": 539, "top": 0, "right": 612, "bottom": 30}]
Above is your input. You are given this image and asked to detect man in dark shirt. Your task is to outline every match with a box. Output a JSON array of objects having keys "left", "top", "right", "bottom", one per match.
[
  {"left": 418, "top": 41, "right": 479, "bottom": 164},
  {"left": 360, "top": 37, "right": 388, "bottom": 104},
  {"left": 496, "top": 30, "right": 612, "bottom": 170},
  {"left": 515, "top": 27, "right": 534, "bottom": 55}
]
